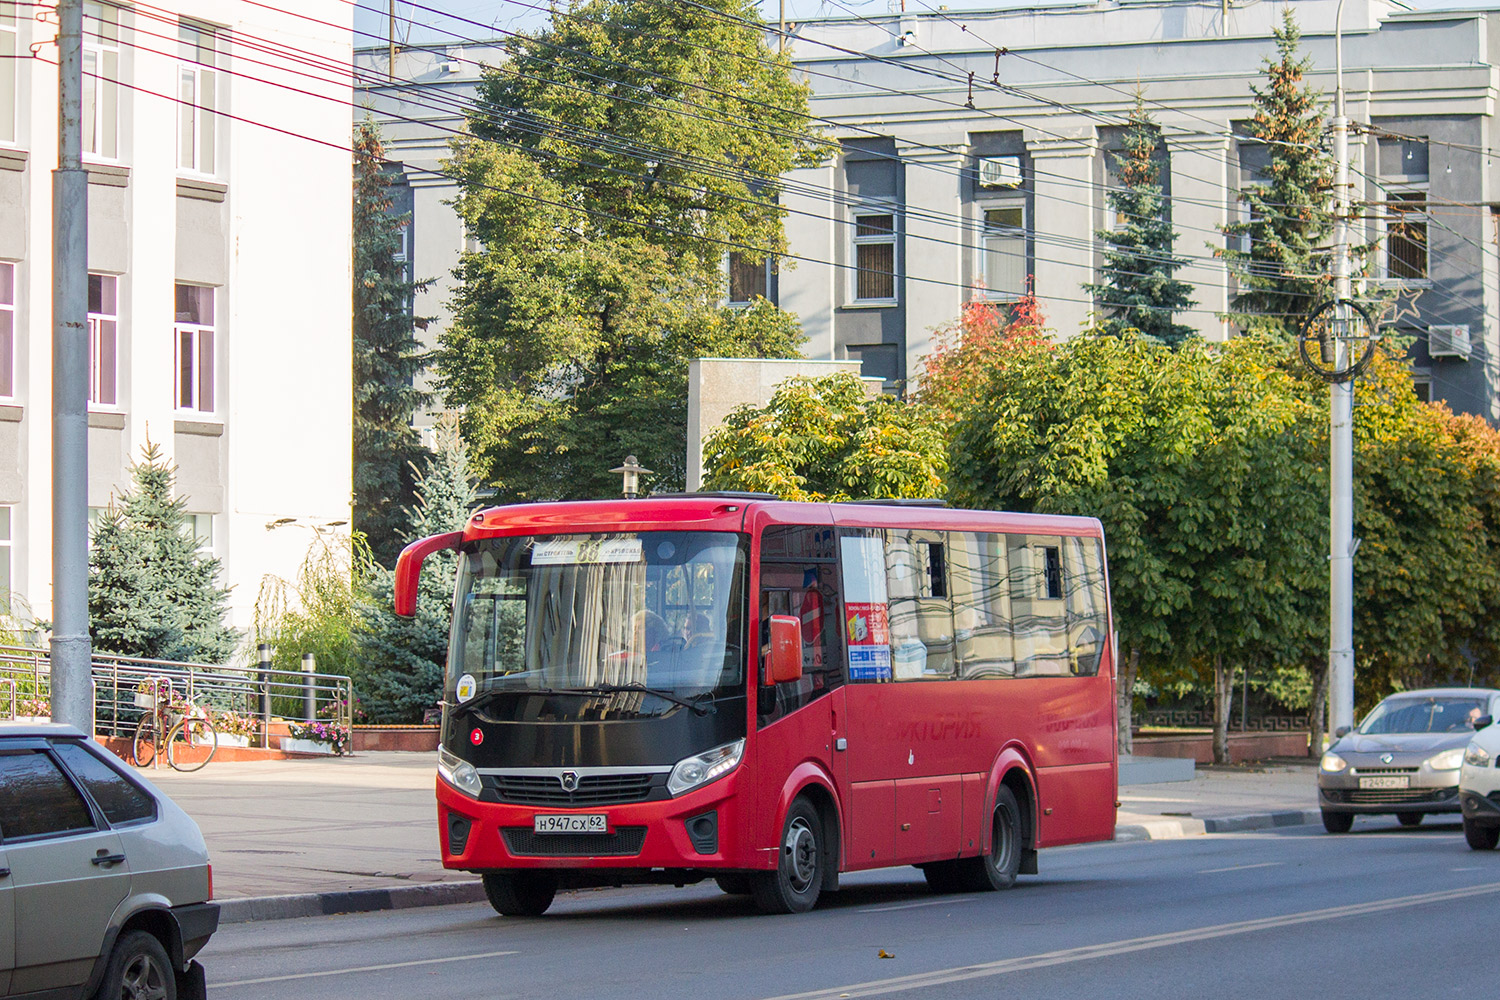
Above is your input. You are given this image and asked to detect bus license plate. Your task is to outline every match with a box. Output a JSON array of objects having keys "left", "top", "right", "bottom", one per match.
[
  {"left": 1359, "top": 775, "right": 1409, "bottom": 790},
  {"left": 534, "top": 814, "right": 608, "bottom": 834}
]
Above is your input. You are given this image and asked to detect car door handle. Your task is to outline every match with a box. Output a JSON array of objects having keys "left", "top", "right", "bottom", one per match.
[
  {"left": 91, "top": 853, "right": 126, "bottom": 867},
  {"left": 0, "top": 867, "right": 9, "bottom": 878}
]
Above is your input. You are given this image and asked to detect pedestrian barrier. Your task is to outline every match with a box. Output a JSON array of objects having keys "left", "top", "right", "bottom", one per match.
[{"left": 0, "top": 644, "right": 354, "bottom": 747}]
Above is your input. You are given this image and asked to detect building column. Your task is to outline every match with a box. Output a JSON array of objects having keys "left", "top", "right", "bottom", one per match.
[
  {"left": 780, "top": 163, "right": 838, "bottom": 361},
  {"left": 1164, "top": 133, "right": 1233, "bottom": 340},
  {"left": 897, "top": 144, "right": 966, "bottom": 387},
  {"left": 1026, "top": 127, "right": 1098, "bottom": 338}
]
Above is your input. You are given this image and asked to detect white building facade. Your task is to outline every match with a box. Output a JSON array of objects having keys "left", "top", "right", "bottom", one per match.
[{"left": 0, "top": 1, "right": 354, "bottom": 635}]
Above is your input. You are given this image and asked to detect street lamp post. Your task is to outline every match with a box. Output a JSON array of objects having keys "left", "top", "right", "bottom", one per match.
[
  {"left": 1329, "top": 0, "right": 1356, "bottom": 734},
  {"left": 610, "top": 456, "right": 652, "bottom": 499}
]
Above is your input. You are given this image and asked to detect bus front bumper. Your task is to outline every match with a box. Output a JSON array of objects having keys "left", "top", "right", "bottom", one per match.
[{"left": 435, "top": 770, "right": 761, "bottom": 874}]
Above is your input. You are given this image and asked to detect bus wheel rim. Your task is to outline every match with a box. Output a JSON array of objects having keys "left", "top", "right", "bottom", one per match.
[{"left": 785, "top": 817, "right": 818, "bottom": 892}]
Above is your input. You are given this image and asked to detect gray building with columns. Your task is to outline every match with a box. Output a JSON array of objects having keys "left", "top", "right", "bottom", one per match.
[{"left": 359, "top": 0, "right": 1500, "bottom": 420}]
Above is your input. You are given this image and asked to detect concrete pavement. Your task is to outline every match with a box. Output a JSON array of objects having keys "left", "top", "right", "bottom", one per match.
[{"left": 136, "top": 750, "right": 1324, "bottom": 921}]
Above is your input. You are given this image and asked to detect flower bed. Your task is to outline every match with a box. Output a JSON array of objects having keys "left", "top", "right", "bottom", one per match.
[{"left": 285, "top": 719, "right": 352, "bottom": 755}]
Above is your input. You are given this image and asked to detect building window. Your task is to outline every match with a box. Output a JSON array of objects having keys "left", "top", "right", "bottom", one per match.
[
  {"left": 82, "top": 2, "right": 119, "bottom": 160},
  {"left": 88, "top": 273, "right": 118, "bottom": 406},
  {"left": 177, "top": 20, "right": 216, "bottom": 174},
  {"left": 726, "top": 252, "right": 769, "bottom": 305},
  {"left": 0, "top": 505, "right": 12, "bottom": 600},
  {"left": 1, "top": 2, "right": 16, "bottom": 144},
  {"left": 1413, "top": 379, "right": 1431, "bottom": 403},
  {"left": 186, "top": 512, "right": 212, "bottom": 551},
  {"left": 1385, "top": 192, "right": 1428, "bottom": 280},
  {"left": 852, "top": 213, "right": 896, "bottom": 302},
  {"left": 981, "top": 205, "right": 1027, "bottom": 300},
  {"left": 174, "top": 284, "right": 215, "bottom": 413},
  {"left": 0, "top": 261, "right": 13, "bottom": 397}
]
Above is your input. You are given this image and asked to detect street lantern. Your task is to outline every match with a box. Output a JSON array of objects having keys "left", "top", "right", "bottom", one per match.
[{"left": 610, "top": 455, "right": 652, "bottom": 499}]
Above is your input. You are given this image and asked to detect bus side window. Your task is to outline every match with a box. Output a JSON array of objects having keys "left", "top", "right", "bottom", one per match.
[
  {"left": 886, "top": 530, "right": 956, "bottom": 681},
  {"left": 1009, "top": 534, "right": 1070, "bottom": 677},
  {"left": 952, "top": 531, "right": 1015, "bottom": 679},
  {"left": 758, "top": 525, "right": 843, "bottom": 726},
  {"left": 1065, "top": 536, "right": 1108, "bottom": 676}
]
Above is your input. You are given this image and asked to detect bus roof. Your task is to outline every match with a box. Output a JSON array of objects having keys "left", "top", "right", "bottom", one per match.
[{"left": 460, "top": 497, "right": 1103, "bottom": 543}]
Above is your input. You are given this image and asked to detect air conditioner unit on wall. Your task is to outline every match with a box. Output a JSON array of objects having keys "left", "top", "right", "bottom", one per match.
[
  {"left": 978, "top": 156, "right": 1022, "bottom": 189},
  {"left": 1428, "top": 324, "right": 1472, "bottom": 361}
]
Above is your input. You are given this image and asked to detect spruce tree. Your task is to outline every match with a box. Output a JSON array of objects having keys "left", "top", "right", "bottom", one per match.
[
  {"left": 1086, "top": 99, "right": 1195, "bottom": 346},
  {"left": 354, "top": 116, "right": 432, "bottom": 565},
  {"left": 89, "top": 442, "right": 238, "bottom": 662},
  {"left": 356, "top": 416, "right": 476, "bottom": 723},
  {"left": 1218, "top": 9, "right": 1336, "bottom": 339}
]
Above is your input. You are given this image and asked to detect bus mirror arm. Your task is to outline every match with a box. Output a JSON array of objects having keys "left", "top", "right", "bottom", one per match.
[
  {"left": 767, "top": 616, "right": 803, "bottom": 686},
  {"left": 393, "top": 531, "right": 465, "bottom": 617}
]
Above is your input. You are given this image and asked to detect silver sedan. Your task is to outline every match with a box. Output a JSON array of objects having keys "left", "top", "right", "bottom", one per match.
[{"left": 1317, "top": 687, "right": 1500, "bottom": 833}]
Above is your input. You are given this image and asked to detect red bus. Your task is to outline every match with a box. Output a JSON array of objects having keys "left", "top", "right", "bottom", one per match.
[{"left": 395, "top": 495, "right": 1117, "bottom": 916}]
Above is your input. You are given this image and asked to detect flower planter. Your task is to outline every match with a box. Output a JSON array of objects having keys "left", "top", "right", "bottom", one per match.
[
  {"left": 133, "top": 693, "right": 156, "bottom": 709},
  {"left": 219, "top": 733, "right": 251, "bottom": 748},
  {"left": 279, "top": 736, "right": 335, "bottom": 755}
]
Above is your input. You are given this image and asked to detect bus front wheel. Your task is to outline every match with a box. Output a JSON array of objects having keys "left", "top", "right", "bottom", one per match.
[
  {"left": 482, "top": 871, "right": 557, "bottom": 917},
  {"left": 752, "top": 798, "right": 824, "bottom": 914}
]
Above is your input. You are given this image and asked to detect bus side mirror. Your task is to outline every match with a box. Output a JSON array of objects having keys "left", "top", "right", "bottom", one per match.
[
  {"left": 394, "top": 531, "right": 464, "bottom": 616},
  {"left": 767, "top": 615, "right": 803, "bottom": 685}
]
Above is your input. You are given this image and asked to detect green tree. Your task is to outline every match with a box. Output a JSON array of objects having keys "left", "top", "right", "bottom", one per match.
[
  {"left": 948, "top": 334, "right": 1325, "bottom": 762},
  {"left": 1085, "top": 99, "right": 1195, "bottom": 346},
  {"left": 702, "top": 371, "right": 947, "bottom": 501},
  {"left": 354, "top": 117, "right": 431, "bottom": 565},
  {"left": 438, "top": 0, "right": 824, "bottom": 500},
  {"left": 356, "top": 417, "right": 477, "bottom": 723},
  {"left": 252, "top": 532, "right": 367, "bottom": 690},
  {"left": 1218, "top": 8, "right": 1336, "bottom": 339},
  {"left": 89, "top": 442, "right": 238, "bottom": 662}
]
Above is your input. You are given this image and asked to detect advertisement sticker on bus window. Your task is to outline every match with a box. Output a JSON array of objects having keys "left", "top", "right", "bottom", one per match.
[
  {"left": 456, "top": 673, "right": 477, "bottom": 703},
  {"left": 840, "top": 534, "right": 893, "bottom": 681},
  {"left": 531, "top": 537, "right": 644, "bottom": 565}
]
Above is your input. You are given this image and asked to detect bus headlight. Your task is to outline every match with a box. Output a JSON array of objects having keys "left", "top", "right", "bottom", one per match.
[
  {"left": 438, "top": 745, "right": 483, "bottom": 798},
  {"left": 668, "top": 739, "right": 744, "bottom": 797}
]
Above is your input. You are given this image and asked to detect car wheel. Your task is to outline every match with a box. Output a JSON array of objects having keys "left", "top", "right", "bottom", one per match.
[
  {"left": 751, "top": 797, "right": 824, "bottom": 914},
  {"left": 922, "top": 786, "right": 1024, "bottom": 893},
  {"left": 481, "top": 871, "right": 557, "bottom": 916},
  {"left": 1322, "top": 810, "right": 1354, "bottom": 834},
  {"left": 1464, "top": 816, "right": 1500, "bottom": 851},
  {"left": 714, "top": 874, "right": 753, "bottom": 895},
  {"left": 94, "top": 930, "right": 177, "bottom": 1000},
  {"left": 1396, "top": 812, "right": 1423, "bottom": 827}
]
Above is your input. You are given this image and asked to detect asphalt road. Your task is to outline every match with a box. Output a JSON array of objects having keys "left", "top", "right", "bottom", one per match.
[{"left": 201, "top": 817, "right": 1500, "bottom": 1000}]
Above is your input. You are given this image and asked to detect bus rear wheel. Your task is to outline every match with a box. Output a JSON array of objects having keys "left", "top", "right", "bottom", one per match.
[
  {"left": 928, "top": 786, "right": 1024, "bottom": 893},
  {"left": 482, "top": 871, "right": 558, "bottom": 917},
  {"left": 752, "top": 798, "right": 824, "bottom": 914}
]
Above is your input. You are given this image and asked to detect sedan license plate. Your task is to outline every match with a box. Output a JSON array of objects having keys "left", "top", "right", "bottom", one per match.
[
  {"left": 533, "top": 814, "right": 608, "bottom": 834},
  {"left": 1358, "top": 775, "right": 1409, "bottom": 790}
]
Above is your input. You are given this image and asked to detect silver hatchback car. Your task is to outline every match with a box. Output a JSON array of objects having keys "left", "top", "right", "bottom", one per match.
[
  {"left": 0, "top": 723, "right": 218, "bottom": 999},
  {"left": 1318, "top": 687, "right": 1500, "bottom": 833}
]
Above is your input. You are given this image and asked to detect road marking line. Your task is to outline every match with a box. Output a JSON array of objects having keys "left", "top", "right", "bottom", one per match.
[
  {"left": 214, "top": 949, "right": 520, "bottom": 987},
  {"left": 859, "top": 897, "right": 979, "bottom": 914},
  {"left": 760, "top": 882, "right": 1500, "bottom": 1000},
  {"left": 1197, "top": 862, "right": 1284, "bottom": 874}
]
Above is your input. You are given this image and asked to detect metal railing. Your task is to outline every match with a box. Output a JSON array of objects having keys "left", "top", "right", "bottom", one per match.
[{"left": 0, "top": 645, "right": 354, "bottom": 747}]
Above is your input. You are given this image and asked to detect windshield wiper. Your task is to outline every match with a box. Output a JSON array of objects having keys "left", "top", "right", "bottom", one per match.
[{"left": 455, "top": 684, "right": 716, "bottom": 716}]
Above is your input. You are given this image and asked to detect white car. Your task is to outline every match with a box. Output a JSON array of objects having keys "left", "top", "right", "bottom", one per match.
[{"left": 1459, "top": 713, "right": 1500, "bottom": 849}]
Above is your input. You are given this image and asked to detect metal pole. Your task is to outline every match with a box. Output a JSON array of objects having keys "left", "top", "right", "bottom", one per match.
[
  {"left": 258, "top": 643, "right": 273, "bottom": 748},
  {"left": 301, "top": 652, "right": 316, "bottom": 722},
  {"left": 1329, "top": 0, "right": 1356, "bottom": 734},
  {"left": 779, "top": 0, "right": 785, "bottom": 52},
  {"left": 50, "top": 0, "right": 92, "bottom": 735},
  {"left": 388, "top": 0, "right": 396, "bottom": 82}
]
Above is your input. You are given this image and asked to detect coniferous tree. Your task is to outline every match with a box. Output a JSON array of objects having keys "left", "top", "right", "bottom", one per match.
[
  {"left": 1086, "top": 100, "right": 1195, "bottom": 346},
  {"left": 1218, "top": 9, "right": 1336, "bottom": 339},
  {"left": 356, "top": 416, "right": 476, "bottom": 723},
  {"left": 89, "top": 442, "right": 238, "bottom": 662},
  {"left": 354, "top": 116, "right": 431, "bottom": 564}
]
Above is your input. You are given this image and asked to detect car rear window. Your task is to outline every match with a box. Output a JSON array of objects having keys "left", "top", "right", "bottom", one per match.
[
  {"left": 53, "top": 742, "right": 157, "bottom": 826},
  {"left": 0, "top": 750, "right": 97, "bottom": 841}
]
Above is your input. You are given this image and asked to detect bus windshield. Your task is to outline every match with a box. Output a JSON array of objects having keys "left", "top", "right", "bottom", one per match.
[{"left": 448, "top": 532, "right": 747, "bottom": 719}]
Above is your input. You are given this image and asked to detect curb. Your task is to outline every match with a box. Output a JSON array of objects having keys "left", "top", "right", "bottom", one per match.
[
  {"left": 216, "top": 880, "right": 486, "bottom": 924},
  {"left": 1115, "top": 807, "right": 1321, "bottom": 842}
]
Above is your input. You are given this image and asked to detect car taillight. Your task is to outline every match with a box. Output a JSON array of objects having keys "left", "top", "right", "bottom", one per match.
[{"left": 207, "top": 863, "right": 213, "bottom": 900}]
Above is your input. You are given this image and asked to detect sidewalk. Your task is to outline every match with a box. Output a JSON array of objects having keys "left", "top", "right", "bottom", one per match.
[{"left": 139, "top": 751, "right": 1322, "bottom": 922}]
